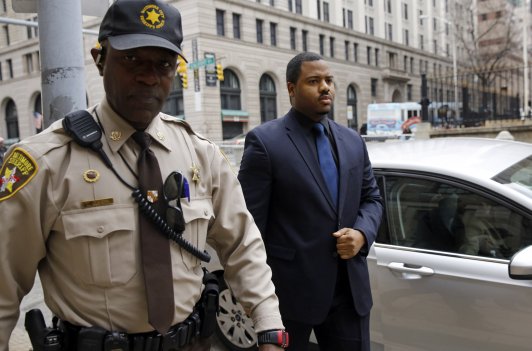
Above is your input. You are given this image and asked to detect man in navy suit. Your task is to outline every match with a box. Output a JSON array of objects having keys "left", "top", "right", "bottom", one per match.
[{"left": 238, "top": 52, "right": 383, "bottom": 351}]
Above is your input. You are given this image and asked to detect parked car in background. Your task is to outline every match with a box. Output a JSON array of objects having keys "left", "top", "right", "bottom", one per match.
[{"left": 209, "top": 137, "right": 532, "bottom": 351}]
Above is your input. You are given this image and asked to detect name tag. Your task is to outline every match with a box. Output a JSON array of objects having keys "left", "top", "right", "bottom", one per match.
[{"left": 81, "top": 198, "right": 114, "bottom": 209}]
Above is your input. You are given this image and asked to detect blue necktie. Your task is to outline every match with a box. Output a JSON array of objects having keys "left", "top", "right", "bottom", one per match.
[{"left": 313, "top": 123, "right": 338, "bottom": 207}]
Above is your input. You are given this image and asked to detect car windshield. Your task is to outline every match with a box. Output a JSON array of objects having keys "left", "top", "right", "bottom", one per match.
[{"left": 493, "top": 155, "right": 532, "bottom": 199}]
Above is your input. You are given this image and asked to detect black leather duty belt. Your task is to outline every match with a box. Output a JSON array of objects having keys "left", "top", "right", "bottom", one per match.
[{"left": 61, "top": 310, "right": 201, "bottom": 351}]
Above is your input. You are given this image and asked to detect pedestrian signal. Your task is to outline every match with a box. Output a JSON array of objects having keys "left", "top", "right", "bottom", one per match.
[
  {"left": 216, "top": 63, "right": 224, "bottom": 81},
  {"left": 177, "top": 56, "right": 188, "bottom": 89}
]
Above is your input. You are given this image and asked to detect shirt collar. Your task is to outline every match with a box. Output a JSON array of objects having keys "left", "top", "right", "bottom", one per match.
[
  {"left": 292, "top": 107, "right": 332, "bottom": 136},
  {"left": 96, "top": 97, "right": 172, "bottom": 153}
]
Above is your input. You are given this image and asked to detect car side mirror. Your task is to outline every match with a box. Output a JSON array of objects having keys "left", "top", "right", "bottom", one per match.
[{"left": 509, "top": 245, "right": 532, "bottom": 280}]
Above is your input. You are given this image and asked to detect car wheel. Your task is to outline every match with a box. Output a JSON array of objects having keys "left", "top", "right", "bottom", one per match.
[{"left": 215, "top": 277, "right": 258, "bottom": 351}]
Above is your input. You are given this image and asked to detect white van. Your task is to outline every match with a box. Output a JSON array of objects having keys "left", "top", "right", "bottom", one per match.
[{"left": 366, "top": 102, "right": 421, "bottom": 136}]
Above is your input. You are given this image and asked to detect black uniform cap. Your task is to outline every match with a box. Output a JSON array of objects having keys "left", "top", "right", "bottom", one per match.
[{"left": 98, "top": 0, "right": 186, "bottom": 60}]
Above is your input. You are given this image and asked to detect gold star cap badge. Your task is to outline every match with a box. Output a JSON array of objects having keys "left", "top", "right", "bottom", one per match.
[{"left": 140, "top": 5, "right": 165, "bottom": 29}]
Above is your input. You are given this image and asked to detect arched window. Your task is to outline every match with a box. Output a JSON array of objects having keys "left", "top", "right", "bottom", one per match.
[
  {"left": 259, "top": 74, "right": 277, "bottom": 123},
  {"left": 220, "top": 69, "right": 244, "bottom": 139},
  {"left": 347, "top": 85, "right": 358, "bottom": 130},
  {"left": 163, "top": 76, "right": 184, "bottom": 117},
  {"left": 392, "top": 89, "right": 402, "bottom": 102},
  {"left": 33, "top": 93, "right": 43, "bottom": 133},
  {"left": 34, "top": 94, "right": 42, "bottom": 114},
  {"left": 220, "top": 69, "right": 241, "bottom": 110},
  {"left": 6, "top": 99, "right": 19, "bottom": 139}
]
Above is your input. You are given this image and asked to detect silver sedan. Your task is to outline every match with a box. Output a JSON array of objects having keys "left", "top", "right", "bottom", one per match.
[{"left": 367, "top": 137, "right": 532, "bottom": 351}]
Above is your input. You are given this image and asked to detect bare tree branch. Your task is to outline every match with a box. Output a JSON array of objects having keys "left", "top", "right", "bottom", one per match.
[{"left": 454, "top": 0, "right": 521, "bottom": 86}]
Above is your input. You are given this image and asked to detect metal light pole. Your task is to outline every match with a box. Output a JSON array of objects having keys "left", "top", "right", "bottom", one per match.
[
  {"left": 38, "top": 0, "right": 87, "bottom": 127},
  {"left": 524, "top": 0, "right": 530, "bottom": 118},
  {"left": 451, "top": 30, "right": 459, "bottom": 122},
  {"left": 12, "top": 0, "right": 108, "bottom": 128},
  {"left": 450, "top": 0, "right": 459, "bottom": 122}
]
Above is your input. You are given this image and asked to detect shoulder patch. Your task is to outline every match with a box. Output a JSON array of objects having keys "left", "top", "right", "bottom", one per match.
[{"left": 0, "top": 147, "right": 38, "bottom": 202}]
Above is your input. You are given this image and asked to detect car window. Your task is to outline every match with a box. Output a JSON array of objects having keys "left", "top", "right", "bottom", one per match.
[
  {"left": 493, "top": 155, "right": 532, "bottom": 199},
  {"left": 376, "top": 175, "right": 532, "bottom": 259}
]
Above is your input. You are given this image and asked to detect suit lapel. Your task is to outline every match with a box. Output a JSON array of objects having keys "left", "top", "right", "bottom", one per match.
[{"left": 284, "top": 112, "right": 338, "bottom": 214}]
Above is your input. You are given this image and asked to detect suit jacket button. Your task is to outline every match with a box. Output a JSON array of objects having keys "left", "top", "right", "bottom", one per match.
[{"left": 332, "top": 252, "right": 338, "bottom": 258}]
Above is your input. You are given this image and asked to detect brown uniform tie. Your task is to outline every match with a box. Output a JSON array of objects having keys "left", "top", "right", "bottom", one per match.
[{"left": 132, "top": 131, "right": 174, "bottom": 334}]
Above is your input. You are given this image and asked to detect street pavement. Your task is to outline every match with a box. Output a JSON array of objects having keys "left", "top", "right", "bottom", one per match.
[{"left": 9, "top": 276, "right": 228, "bottom": 351}]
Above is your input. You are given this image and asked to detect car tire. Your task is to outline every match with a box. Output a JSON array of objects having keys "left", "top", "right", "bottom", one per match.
[{"left": 215, "top": 275, "right": 258, "bottom": 351}]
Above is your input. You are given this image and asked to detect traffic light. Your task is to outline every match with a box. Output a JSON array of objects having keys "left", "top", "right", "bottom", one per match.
[
  {"left": 177, "top": 56, "right": 188, "bottom": 89},
  {"left": 180, "top": 71, "right": 188, "bottom": 89},
  {"left": 216, "top": 63, "right": 224, "bottom": 81}
]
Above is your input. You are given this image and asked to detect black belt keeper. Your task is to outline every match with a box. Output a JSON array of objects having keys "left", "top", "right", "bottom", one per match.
[{"left": 60, "top": 309, "right": 202, "bottom": 351}]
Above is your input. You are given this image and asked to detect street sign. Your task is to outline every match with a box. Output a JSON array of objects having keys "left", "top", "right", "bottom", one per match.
[
  {"left": 13, "top": 0, "right": 109, "bottom": 16},
  {"left": 188, "top": 56, "right": 215, "bottom": 70}
]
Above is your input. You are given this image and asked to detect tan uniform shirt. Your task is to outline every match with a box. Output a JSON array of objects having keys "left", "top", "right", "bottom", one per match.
[{"left": 0, "top": 98, "right": 283, "bottom": 350}]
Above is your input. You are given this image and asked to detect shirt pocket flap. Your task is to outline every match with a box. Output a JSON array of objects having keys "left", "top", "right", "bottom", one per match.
[
  {"left": 181, "top": 199, "right": 214, "bottom": 224},
  {"left": 62, "top": 205, "right": 136, "bottom": 240}
]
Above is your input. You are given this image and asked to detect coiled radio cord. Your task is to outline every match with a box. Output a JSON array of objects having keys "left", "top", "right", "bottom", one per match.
[{"left": 132, "top": 189, "right": 211, "bottom": 262}]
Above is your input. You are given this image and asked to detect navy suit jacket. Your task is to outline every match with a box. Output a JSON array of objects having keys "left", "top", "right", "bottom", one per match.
[{"left": 238, "top": 109, "right": 383, "bottom": 324}]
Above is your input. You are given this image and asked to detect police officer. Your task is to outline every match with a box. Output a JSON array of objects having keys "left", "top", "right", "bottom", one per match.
[{"left": 0, "top": 1, "right": 288, "bottom": 350}]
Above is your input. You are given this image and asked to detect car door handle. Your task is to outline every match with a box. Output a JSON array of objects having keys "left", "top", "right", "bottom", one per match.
[{"left": 387, "top": 262, "right": 435, "bottom": 279}]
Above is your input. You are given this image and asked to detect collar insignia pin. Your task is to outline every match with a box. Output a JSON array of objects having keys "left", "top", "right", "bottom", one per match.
[
  {"left": 110, "top": 131, "right": 122, "bottom": 141},
  {"left": 156, "top": 131, "right": 165, "bottom": 141}
]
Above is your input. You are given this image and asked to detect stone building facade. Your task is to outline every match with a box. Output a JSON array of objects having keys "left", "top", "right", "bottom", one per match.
[{"left": 0, "top": 0, "right": 457, "bottom": 142}]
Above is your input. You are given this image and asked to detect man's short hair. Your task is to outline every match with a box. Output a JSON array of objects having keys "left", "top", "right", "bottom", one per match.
[{"left": 286, "top": 52, "right": 323, "bottom": 84}]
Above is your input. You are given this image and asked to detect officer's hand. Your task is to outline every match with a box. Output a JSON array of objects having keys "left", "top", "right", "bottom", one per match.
[
  {"left": 332, "top": 228, "right": 366, "bottom": 259},
  {"left": 259, "top": 344, "right": 285, "bottom": 350}
]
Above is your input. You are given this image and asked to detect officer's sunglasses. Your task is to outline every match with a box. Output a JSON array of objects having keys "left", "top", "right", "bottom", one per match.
[{"left": 163, "top": 171, "right": 187, "bottom": 233}]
